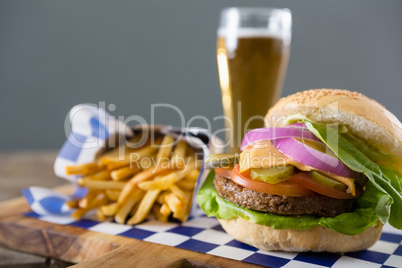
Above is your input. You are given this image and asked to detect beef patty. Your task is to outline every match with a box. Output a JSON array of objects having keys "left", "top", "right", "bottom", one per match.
[{"left": 214, "top": 173, "right": 353, "bottom": 217}]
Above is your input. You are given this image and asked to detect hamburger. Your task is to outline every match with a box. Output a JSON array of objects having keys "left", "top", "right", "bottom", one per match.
[{"left": 197, "top": 89, "right": 402, "bottom": 252}]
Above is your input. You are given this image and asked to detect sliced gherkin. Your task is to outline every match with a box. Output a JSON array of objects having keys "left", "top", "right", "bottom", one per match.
[
  {"left": 308, "top": 170, "right": 348, "bottom": 191},
  {"left": 250, "top": 165, "right": 295, "bottom": 184},
  {"left": 205, "top": 153, "right": 239, "bottom": 169}
]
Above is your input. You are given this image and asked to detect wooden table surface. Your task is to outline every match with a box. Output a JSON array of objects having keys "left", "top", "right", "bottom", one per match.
[
  {"left": 0, "top": 151, "right": 262, "bottom": 268},
  {"left": 0, "top": 151, "right": 66, "bottom": 202},
  {"left": 0, "top": 151, "right": 73, "bottom": 267}
]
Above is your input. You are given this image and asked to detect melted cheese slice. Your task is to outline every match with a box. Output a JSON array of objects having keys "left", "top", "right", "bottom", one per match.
[{"left": 239, "top": 140, "right": 356, "bottom": 195}]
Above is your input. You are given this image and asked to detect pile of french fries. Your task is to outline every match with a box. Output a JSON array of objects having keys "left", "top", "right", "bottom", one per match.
[{"left": 64, "top": 133, "right": 201, "bottom": 225}]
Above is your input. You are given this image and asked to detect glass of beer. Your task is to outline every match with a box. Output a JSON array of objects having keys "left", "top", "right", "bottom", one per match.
[{"left": 217, "top": 7, "right": 292, "bottom": 153}]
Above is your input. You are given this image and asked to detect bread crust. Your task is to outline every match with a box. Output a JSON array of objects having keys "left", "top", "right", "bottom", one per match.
[
  {"left": 265, "top": 89, "right": 402, "bottom": 158},
  {"left": 219, "top": 218, "right": 382, "bottom": 252}
]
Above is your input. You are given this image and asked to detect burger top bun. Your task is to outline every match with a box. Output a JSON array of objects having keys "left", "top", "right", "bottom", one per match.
[{"left": 265, "top": 89, "right": 402, "bottom": 158}]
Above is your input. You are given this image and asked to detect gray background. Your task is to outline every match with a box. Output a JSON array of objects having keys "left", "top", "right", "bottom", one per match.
[{"left": 1, "top": 0, "right": 401, "bottom": 150}]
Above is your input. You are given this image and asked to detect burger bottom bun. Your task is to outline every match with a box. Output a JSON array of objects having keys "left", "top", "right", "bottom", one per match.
[{"left": 218, "top": 218, "right": 382, "bottom": 253}]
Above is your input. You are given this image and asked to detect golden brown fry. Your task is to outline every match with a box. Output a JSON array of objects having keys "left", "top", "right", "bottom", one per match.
[
  {"left": 100, "top": 202, "right": 118, "bottom": 216},
  {"left": 168, "top": 184, "right": 186, "bottom": 200},
  {"left": 137, "top": 171, "right": 176, "bottom": 191},
  {"left": 171, "top": 140, "right": 187, "bottom": 165},
  {"left": 82, "top": 170, "right": 111, "bottom": 181},
  {"left": 100, "top": 157, "right": 130, "bottom": 171},
  {"left": 105, "top": 189, "right": 121, "bottom": 201},
  {"left": 181, "top": 159, "right": 197, "bottom": 173},
  {"left": 129, "top": 200, "right": 141, "bottom": 216},
  {"left": 96, "top": 208, "right": 106, "bottom": 221},
  {"left": 164, "top": 192, "right": 183, "bottom": 216},
  {"left": 174, "top": 140, "right": 187, "bottom": 158},
  {"left": 78, "top": 189, "right": 101, "bottom": 209},
  {"left": 185, "top": 146, "right": 200, "bottom": 169},
  {"left": 125, "top": 134, "right": 145, "bottom": 148},
  {"left": 136, "top": 153, "right": 156, "bottom": 170},
  {"left": 71, "top": 192, "right": 108, "bottom": 220},
  {"left": 117, "top": 162, "right": 182, "bottom": 207},
  {"left": 77, "top": 178, "right": 126, "bottom": 190},
  {"left": 115, "top": 187, "right": 145, "bottom": 224},
  {"left": 127, "top": 189, "right": 161, "bottom": 225},
  {"left": 174, "top": 191, "right": 193, "bottom": 222},
  {"left": 156, "top": 135, "right": 175, "bottom": 163},
  {"left": 65, "top": 199, "right": 79, "bottom": 209},
  {"left": 129, "top": 143, "right": 160, "bottom": 163},
  {"left": 100, "top": 142, "right": 160, "bottom": 171},
  {"left": 78, "top": 198, "right": 89, "bottom": 209},
  {"left": 128, "top": 139, "right": 161, "bottom": 167},
  {"left": 157, "top": 191, "right": 168, "bottom": 205},
  {"left": 138, "top": 163, "right": 194, "bottom": 191},
  {"left": 186, "top": 169, "right": 200, "bottom": 181},
  {"left": 159, "top": 203, "right": 172, "bottom": 217},
  {"left": 66, "top": 162, "right": 100, "bottom": 176},
  {"left": 99, "top": 135, "right": 144, "bottom": 161},
  {"left": 111, "top": 166, "right": 139, "bottom": 181},
  {"left": 152, "top": 204, "right": 168, "bottom": 222},
  {"left": 184, "top": 157, "right": 202, "bottom": 171},
  {"left": 177, "top": 179, "right": 196, "bottom": 191},
  {"left": 71, "top": 208, "right": 89, "bottom": 220}
]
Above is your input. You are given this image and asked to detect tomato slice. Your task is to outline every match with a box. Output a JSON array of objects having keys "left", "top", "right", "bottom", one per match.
[
  {"left": 215, "top": 168, "right": 232, "bottom": 178},
  {"left": 229, "top": 165, "right": 315, "bottom": 197},
  {"left": 288, "top": 172, "right": 361, "bottom": 199}
]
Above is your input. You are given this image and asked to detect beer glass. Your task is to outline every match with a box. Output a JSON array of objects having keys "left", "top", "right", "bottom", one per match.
[{"left": 217, "top": 7, "right": 292, "bottom": 153}]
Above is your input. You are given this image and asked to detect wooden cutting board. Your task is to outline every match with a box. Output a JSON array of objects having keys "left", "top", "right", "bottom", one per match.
[{"left": 0, "top": 184, "right": 261, "bottom": 268}]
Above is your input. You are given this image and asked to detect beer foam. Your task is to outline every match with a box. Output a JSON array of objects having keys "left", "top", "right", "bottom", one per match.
[{"left": 217, "top": 28, "right": 285, "bottom": 40}]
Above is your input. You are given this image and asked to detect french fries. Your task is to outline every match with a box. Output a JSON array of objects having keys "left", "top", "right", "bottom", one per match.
[
  {"left": 64, "top": 134, "right": 201, "bottom": 225},
  {"left": 66, "top": 162, "right": 101, "bottom": 176},
  {"left": 105, "top": 189, "right": 121, "bottom": 201},
  {"left": 127, "top": 189, "right": 161, "bottom": 225},
  {"left": 71, "top": 192, "right": 108, "bottom": 220},
  {"left": 159, "top": 203, "right": 172, "bottom": 217},
  {"left": 77, "top": 179, "right": 126, "bottom": 190},
  {"left": 156, "top": 135, "right": 175, "bottom": 163},
  {"left": 152, "top": 204, "right": 168, "bottom": 222},
  {"left": 101, "top": 202, "right": 118, "bottom": 216},
  {"left": 115, "top": 187, "right": 145, "bottom": 224},
  {"left": 111, "top": 166, "right": 139, "bottom": 181}
]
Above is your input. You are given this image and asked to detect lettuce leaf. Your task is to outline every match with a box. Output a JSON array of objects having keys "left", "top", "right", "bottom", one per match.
[
  {"left": 305, "top": 121, "right": 402, "bottom": 229},
  {"left": 197, "top": 122, "right": 402, "bottom": 235}
]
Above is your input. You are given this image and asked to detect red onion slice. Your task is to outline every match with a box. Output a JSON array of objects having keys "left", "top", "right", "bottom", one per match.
[
  {"left": 241, "top": 127, "right": 321, "bottom": 151},
  {"left": 273, "top": 138, "right": 355, "bottom": 178}
]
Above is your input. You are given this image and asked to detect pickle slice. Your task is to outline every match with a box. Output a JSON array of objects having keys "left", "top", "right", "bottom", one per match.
[
  {"left": 308, "top": 170, "right": 348, "bottom": 191},
  {"left": 295, "top": 138, "right": 337, "bottom": 158},
  {"left": 250, "top": 165, "right": 295, "bottom": 184},
  {"left": 205, "top": 153, "right": 239, "bottom": 169}
]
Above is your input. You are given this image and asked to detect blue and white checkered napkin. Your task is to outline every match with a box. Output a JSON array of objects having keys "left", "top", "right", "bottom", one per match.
[
  {"left": 21, "top": 104, "right": 211, "bottom": 217},
  {"left": 25, "top": 208, "right": 402, "bottom": 268}
]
